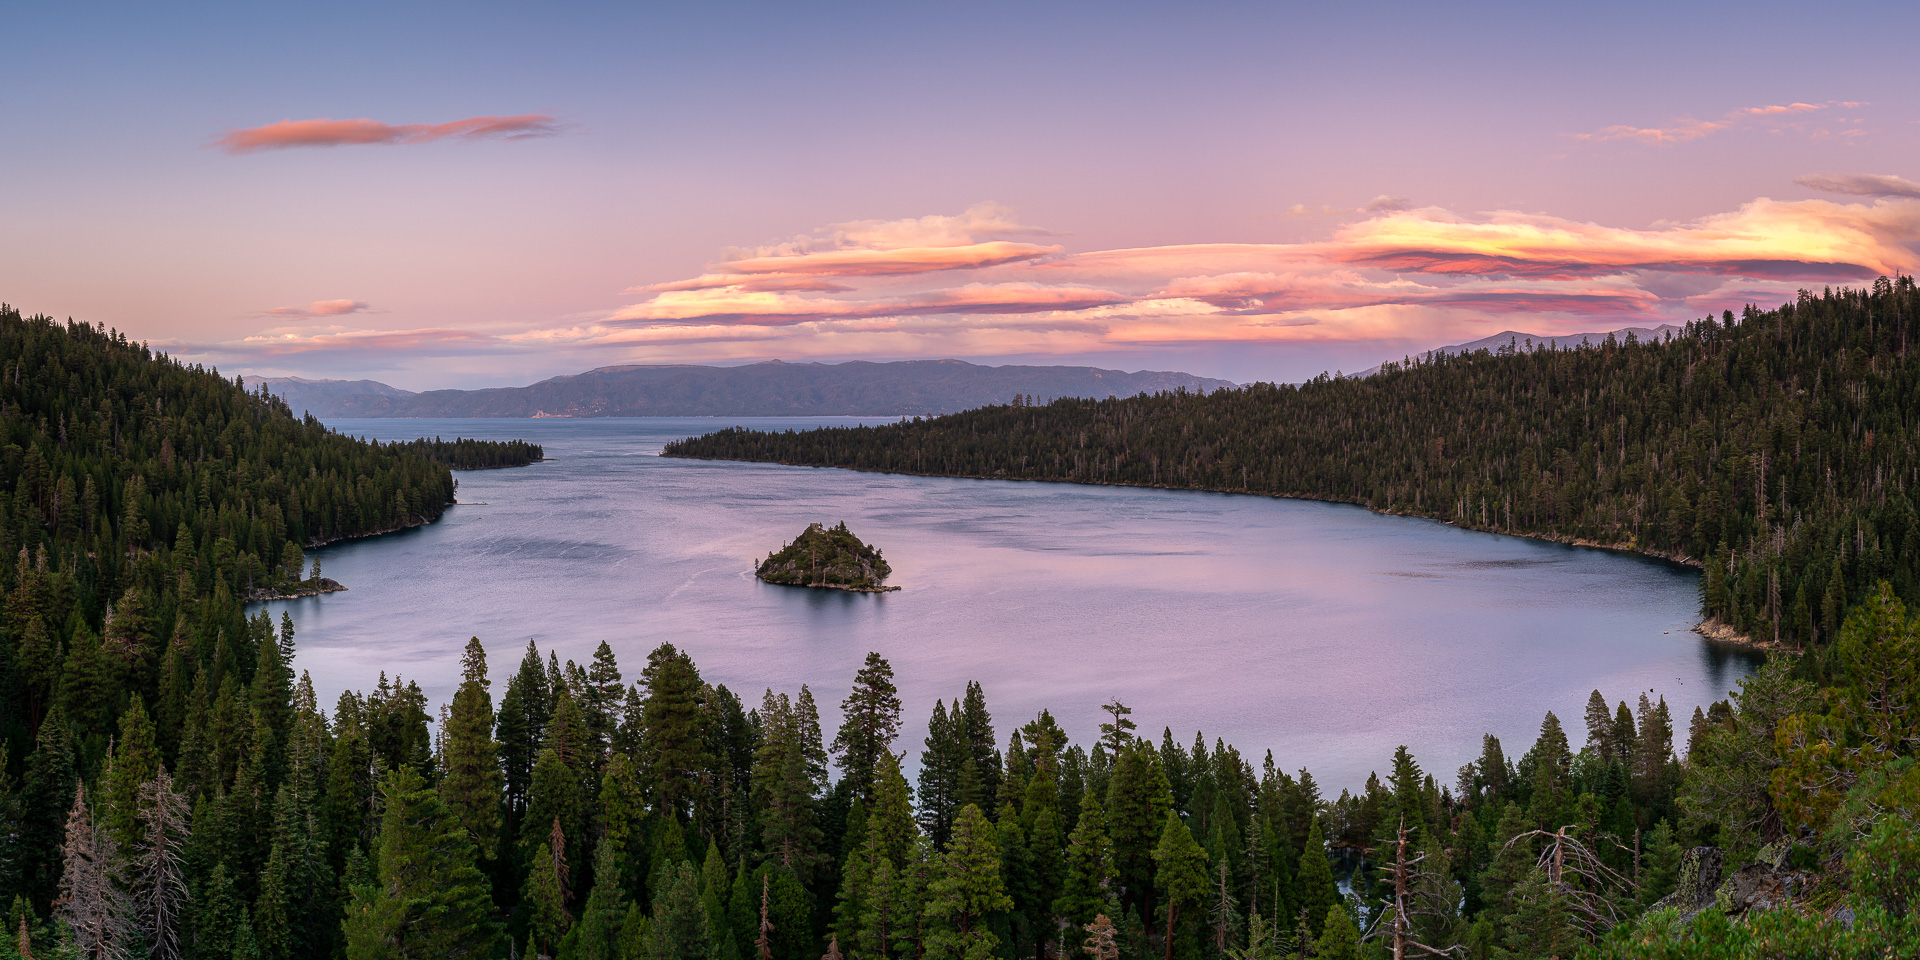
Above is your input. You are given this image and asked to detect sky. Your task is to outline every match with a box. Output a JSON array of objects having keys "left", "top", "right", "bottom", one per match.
[{"left": 5, "top": 1, "right": 1920, "bottom": 388}]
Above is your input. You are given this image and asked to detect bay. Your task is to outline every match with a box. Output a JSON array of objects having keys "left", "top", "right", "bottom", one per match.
[{"left": 262, "top": 417, "right": 1760, "bottom": 791}]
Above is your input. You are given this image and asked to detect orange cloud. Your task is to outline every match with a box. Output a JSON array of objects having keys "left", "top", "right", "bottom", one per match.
[
  {"left": 1333, "top": 199, "right": 1915, "bottom": 279},
  {"left": 1574, "top": 100, "right": 1865, "bottom": 145},
  {"left": 216, "top": 115, "right": 563, "bottom": 153}
]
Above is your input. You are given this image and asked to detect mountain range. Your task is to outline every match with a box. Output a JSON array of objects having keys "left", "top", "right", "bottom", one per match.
[{"left": 255, "top": 359, "right": 1237, "bottom": 418}]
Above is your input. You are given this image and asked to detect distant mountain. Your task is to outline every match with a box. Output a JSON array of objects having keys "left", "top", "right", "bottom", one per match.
[
  {"left": 253, "top": 376, "right": 416, "bottom": 417},
  {"left": 1351, "top": 324, "right": 1685, "bottom": 377},
  {"left": 256, "top": 359, "right": 1236, "bottom": 418}
]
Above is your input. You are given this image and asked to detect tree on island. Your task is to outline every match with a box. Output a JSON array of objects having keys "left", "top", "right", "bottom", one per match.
[{"left": 756, "top": 523, "right": 896, "bottom": 591}]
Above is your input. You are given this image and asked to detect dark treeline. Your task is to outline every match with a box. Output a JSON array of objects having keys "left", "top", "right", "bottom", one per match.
[
  {"left": 386, "top": 438, "right": 544, "bottom": 470},
  {"left": 11, "top": 624, "right": 1919, "bottom": 960},
  {"left": 668, "top": 278, "right": 1920, "bottom": 663}
]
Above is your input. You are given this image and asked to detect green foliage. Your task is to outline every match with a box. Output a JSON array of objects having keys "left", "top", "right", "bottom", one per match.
[
  {"left": 924, "top": 806, "right": 1012, "bottom": 960},
  {"left": 649, "top": 862, "right": 713, "bottom": 960},
  {"left": 755, "top": 523, "right": 893, "bottom": 591},
  {"left": 831, "top": 654, "right": 902, "bottom": 801},
  {"left": 343, "top": 766, "right": 498, "bottom": 960},
  {"left": 384, "top": 437, "right": 543, "bottom": 470}
]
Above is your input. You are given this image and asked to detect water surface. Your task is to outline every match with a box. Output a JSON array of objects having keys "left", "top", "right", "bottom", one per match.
[{"left": 264, "top": 417, "right": 1759, "bottom": 790}]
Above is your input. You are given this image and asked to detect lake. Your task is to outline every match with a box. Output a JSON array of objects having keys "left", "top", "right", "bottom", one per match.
[{"left": 261, "top": 417, "right": 1760, "bottom": 792}]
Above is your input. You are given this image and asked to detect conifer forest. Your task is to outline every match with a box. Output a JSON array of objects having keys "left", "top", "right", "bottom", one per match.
[{"left": 6, "top": 289, "right": 1920, "bottom": 960}]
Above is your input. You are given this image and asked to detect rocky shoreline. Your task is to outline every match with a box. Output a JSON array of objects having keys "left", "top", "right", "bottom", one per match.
[
  {"left": 244, "top": 578, "right": 348, "bottom": 602},
  {"left": 1693, "top": 616, "right": 1793, "bottom": 655},
  {"left": 765, "top": 581, "right": 901, "bottom": 594}
]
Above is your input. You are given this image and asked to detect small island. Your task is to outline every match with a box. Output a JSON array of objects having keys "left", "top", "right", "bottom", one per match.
[{"left": 756, "top": 522, "right": 899, "bottom": 592}]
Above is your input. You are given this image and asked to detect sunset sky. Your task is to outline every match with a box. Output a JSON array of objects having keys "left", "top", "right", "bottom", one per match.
[{"left": 6, "top": 1, "right": 1919, "bottom": 387}]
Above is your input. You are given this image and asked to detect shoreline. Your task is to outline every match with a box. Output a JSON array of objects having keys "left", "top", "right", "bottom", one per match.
[
  {"left": 756, "top": 576, "right": 900, "bottom": 593},
  {"left": 1693, "top": 616, "right": 1793, "bottom": 655},
  {"left": 664, "top": 453, "right": 1708, "bottom": 569},
  {"left": 244, "top": 577, "right": 348, "bottom": 602}
]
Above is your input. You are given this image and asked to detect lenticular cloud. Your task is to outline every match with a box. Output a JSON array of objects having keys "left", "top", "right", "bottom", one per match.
[{"left": 215, "top": 115, "right": 563, "bottom": 153}]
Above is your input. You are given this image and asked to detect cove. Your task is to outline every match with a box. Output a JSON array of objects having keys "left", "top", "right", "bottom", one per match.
[{"left": 259, "top": 417, "right": 1761, "bottom": 791}]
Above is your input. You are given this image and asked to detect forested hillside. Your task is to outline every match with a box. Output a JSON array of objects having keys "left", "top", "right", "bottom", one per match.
[
  {"left": 0, "top": 303, "right": 531, "bottom": 900},
  {"left": 387, "top": 437, "right": 545, "bottom": 470},
  {"left": 5, "top": 292, "right": 1920, "bottom": 960},
  {"left": 668, "top": 278, "right": 1920, "bottom": 661}
]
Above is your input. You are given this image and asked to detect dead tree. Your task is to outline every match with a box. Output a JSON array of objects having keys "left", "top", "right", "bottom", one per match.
[
  {"left": 1364, "top": 820, "right": 1464, "bottom": 959},
  {"left": 1081, "top": 915, "right": 1119, "bottom": 960},
  {"left": 1500, "top": 824, "right": 1634, "bottom": 940},
  {"left": 133, "top": 769, "right": 191, "bottom": 960},
  {"left": 757, "top": 874, "right": 774, "bottom": 960},
  {"left": 55, "top": 785, "right": 134, "bottom": 960}
]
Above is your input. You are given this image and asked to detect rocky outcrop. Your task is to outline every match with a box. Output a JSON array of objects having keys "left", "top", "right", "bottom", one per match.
[{"left": 1654, "top": 847, "right": 1725, "bottom": 919}]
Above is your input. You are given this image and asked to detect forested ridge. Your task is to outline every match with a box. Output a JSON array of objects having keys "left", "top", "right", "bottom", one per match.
[
  {"left": 4, "top": 292, "right": 1920, "bottom": 960},
  {"left": 669, "top": 277, "right": 1920, "bottom": 663},
  {"left": 385, "top": 438, "right": 544, "bottom": 471}
]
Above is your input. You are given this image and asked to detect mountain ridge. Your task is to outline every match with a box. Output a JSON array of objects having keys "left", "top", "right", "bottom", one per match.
[{"left": 257, "top": 359, "right": 1237, "bottom": 418}]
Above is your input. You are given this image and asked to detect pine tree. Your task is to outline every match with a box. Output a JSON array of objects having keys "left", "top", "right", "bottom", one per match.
[
  {"left": 699, "top": 843, "right": 730, "bottom": 951},
  {"left": 831, "top": 654, "right": 902, "bottom": 802},
  {"left": 439, "top": 638, "right": 502, "bottom": 857},
  {"left": 1054, "top": 793, "right": 1114, "bottom": 928},
  {"left": 342, "top": 766, "right": 498, "bottom": 960},
  {"left": 641, "top": 645, "right": 709, "bottom": 822},
  {"left": 525, "top": 748, "right": 587, "bottom": 869},
  {"left": 1637, "top": 820, "right": 1681, "bottom": 907},
  {"left": 918, "top": 702, "right": 961, "bottom": 848},
  {"left": 600, "top": 753, "right": 649, "bottom": 899},
  {"left": 923, "top": 806, "right": 1012, "bottom": 960},
  {"left": 1150, "top": 813, "right": 1207, "bottom": 960},
  {"left": 569, "top": 842, "right": 630, "bottom": 960},
  {"left": 1105, "top": 741, "right": 1171, "bottom": 924},
  {"left": 752, "top": 692, "right": 822, "bottom": 877},
  {"left": 951, "top": 685, "right": 999, "bottom": 817},
  {"left": 1291, "top": 821, "right": 1335, "bottom": 941},
  {"left": 660, "top": 864, "right": 721, "bottom": 960},
  {"left": 526, "top": 820, "right": 574, "bottom": 956},
  {"left": 499, "top": 641, "right": 553, "bottom": 826},
  {"left": 582, "top": 643, "right": 624, "bottom": 770},
  {"left": 100, "top": 700, "right": 160, "bottom": 853},
  {"left": 1309, "top": 905, "right": 1357, "bottom": 960}
]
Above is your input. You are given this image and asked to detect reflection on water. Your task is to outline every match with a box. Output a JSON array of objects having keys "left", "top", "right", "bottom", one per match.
[{"left": 264, "top": 417, "right": 1762, "bottom": 790}]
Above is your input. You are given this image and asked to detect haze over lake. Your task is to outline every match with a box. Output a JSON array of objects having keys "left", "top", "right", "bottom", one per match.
[{"left": 264, "top": 417, "right": 1760, "bottom": 790}]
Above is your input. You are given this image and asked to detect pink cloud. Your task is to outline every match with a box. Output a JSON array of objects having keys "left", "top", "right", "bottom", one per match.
[
  {"left": 263, "top": 299, "right": 369, "bottom": 318},
  {"left": 193, "top": 191, "right": 1920, "bottom": 371},
  {"left": 1573, "top": 100, "right": 1866, "bottom": 145},
  {"left": 216, "top": 114, "right": 564, "bottom": 153},
  {"left": 1796, "top": 172, "right": 1920, "bottom": 199},
  {"left": 587, "top": 194, "right": 1920, "bottom": 353},
  {"left": 237, "top": 326, "right": 502, "bottom": 355}
]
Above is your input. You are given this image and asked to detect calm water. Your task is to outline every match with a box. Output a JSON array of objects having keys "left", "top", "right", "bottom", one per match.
[{"left": 264, "top": 418, "right": 1759, "bottom": 791}]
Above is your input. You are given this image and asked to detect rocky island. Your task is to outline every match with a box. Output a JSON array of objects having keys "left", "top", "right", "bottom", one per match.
[{"left": 755, "top": 522, "right": 899, "bottom": 592}]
